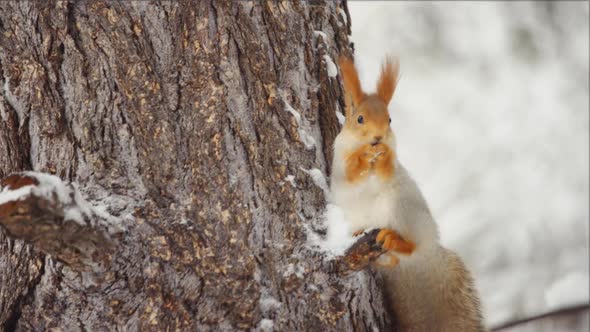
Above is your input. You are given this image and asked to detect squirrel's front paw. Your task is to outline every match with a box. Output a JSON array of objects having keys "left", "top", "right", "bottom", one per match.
[
  {"left": 370, "top": 143, "right": 391, "bottom": 162},
  {"left": 345, "top": 144, "right": 380, "bottom": 183},
  {"left": 358, "top": 144, "right": 377, "bottom": 163},
  {"left": 371, "top": 144, "right": 394, "bottom": 179},
  {"left": 376, "top": 229, "right": 415, "bottom": 255}
]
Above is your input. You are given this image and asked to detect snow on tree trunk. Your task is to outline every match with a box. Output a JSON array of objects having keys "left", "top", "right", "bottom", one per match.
[{"left": 0, "top": 1, "right": 393, "bottom": 331}]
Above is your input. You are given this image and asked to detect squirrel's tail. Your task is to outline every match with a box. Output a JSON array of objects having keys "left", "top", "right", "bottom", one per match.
[{"left": 376, "top": 246, "right": 486, "bottom": 332}]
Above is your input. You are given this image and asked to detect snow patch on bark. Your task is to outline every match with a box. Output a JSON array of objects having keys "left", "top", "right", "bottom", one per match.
[
  {"left": 323, "top": 55, "right": 338, "bottom": 78},
  {"left": 313, "top": 30, "right": 328, "bottom": 41},
  {"left": 283, "top": 263, "right": 305, "bottom": 278},
  {"left": 283, "top": 97, "right": 317, "bottom": 150},
  {"left": 284, "top": 99, "right": 302, "bottom": 124},
  {"left": 2, "top": 76, "right": 26, "bottom": 127},
  {"left": 257, "top": 319, "right": 274, "bottom": 332},
  {"left": 338, "top": 8, "right": 348, "bottom": 25},
  {"left": 300, "top": 167, "right": 329, "bottom": 197},
  {"left": 336, "top": 110, "right": 346, "bottom": 125},
  {"left": 27, "top": 172, "right": 94, "bottom": 226},
  {"left": 284, "top": 175, "right": 296, "bottom": 188},
  {"left": 0, "top": 185, "right": 33, "bottom": 205},
  {"left": 259, "top": 295, "right": 282, "bottom": 313}
]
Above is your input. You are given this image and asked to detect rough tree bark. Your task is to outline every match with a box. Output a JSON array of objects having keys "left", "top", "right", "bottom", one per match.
[{"left": 0, "top": 1, "right": 392, "bottom": 331}]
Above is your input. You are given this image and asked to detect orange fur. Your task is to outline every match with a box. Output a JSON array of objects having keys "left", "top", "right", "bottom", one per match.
[
  {"left": 343, "top": 98, "right": 390, "bottom": 135},
  {"left": 339, "top": 56, "right": 397, "bottom": 182},
  {"left": 376, "top": 228, "right": 415, "bottom": 255},
  {"left": 376, "top": 56, "right": 400, "bottom": 105},
  {"left": 339, "top": 56, "right": 366, "bottom": 117},
  {"left": 372, "top": 143, "right": 395, "bottom": 180},
  {"left": 345, "top": 144, "right": 373, "bottom": 183},
  {"left": 344, "top": 143, "right": 395, "bottom": 184}
]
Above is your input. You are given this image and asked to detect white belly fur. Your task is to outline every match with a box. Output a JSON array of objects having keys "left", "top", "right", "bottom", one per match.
[
  {"left": 331, "top": 174, "right": 398, "bottom": 232},
  {"left": 330, "top": 160, "right": 439, "bottom": 255}
]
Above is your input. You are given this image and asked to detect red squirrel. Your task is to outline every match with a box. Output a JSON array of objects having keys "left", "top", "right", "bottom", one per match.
[{"left": 331, "top": 56, "right": 485, "bottom": 332}]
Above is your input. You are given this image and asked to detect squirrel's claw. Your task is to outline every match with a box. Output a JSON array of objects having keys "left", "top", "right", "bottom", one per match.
[
  {"left": 376, "top": 229, "right": 416, "bottom": 255},
  {"left": 369, "top": 151, "right": 384, "bottom": 163},
  {"left": 374, "top": 252, "right": 400, "bottom": 268},
  {"left": 352, "top": 229, "right": 366, "bottom": 237}
]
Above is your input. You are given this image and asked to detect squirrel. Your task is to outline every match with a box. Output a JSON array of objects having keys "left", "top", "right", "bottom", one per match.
[{"left": 331, "top": 55, "right": 486, "bottom": 332}]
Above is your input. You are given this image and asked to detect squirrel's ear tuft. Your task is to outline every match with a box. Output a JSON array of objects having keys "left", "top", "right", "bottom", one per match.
[
  {"left": 376, "top": 55, "right": 400, "bottom": 106},
  {"left": 339, "top": 56, "right": 366, "bottom": 117}
]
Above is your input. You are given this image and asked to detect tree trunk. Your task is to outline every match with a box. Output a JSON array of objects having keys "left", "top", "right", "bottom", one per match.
[{"left": 0, "top": 1, "right": 392, "bottom": 330}]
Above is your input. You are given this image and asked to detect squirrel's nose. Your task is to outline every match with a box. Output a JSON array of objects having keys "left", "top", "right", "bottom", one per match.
[{"left": 372, "top": 136, "right": 383, "bottom": 145}]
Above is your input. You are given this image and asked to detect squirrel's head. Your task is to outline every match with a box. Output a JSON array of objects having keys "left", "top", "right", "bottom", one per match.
[{"left": 339, "top": 56, "right": 399, "bottom": 147}]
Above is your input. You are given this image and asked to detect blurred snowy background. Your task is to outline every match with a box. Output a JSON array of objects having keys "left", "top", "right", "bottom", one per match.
[{"left": 348, "top": 1, "right": 589, "bottom": 330}]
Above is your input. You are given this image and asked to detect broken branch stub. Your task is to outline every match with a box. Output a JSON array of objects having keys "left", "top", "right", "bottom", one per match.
[
  {"left": 340, "top": 229, "right": 387, "bottom": 272},
  {"left": 0, "top": 173, "right": 121, "bottom": 272}
]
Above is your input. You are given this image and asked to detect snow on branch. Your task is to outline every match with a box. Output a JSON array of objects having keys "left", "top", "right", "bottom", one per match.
[{"left": 0, "top": 172, "right": 123, "bottom": 271}]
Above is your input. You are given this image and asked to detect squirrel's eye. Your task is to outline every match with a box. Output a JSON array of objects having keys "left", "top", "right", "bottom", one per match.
[
  {"left": 357, "top": 115, "right": 364, "bottom": 124},
  {"left": 389, "top": 117, "right": 391, "bottom": 124}
]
